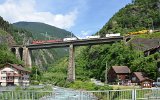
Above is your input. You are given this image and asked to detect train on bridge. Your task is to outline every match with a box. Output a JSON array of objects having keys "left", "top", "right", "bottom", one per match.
[{"left": 32, "top": 33, "right": 121, "bottom": 44}]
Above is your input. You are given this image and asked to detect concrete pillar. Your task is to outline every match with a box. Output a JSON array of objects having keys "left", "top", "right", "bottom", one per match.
[
  {"left": 67, "top": 44, "right": 75, "bottom": 82},
  {"left": 23, "top": 47, "right": 32, "bottom": 68},
  {"left": 15, "top": 47, "right": 20, "bottom": 59}
]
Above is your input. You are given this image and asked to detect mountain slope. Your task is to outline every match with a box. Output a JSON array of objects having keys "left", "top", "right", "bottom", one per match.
[
  {"left": 13, "top": 22, "right": 72, "bottom": 69},
  {"left": 13, "top": 22, "right": 73, "bottom": 39},
  {"left": 99, "top": 0, "right": 160, "bottom": 35}
]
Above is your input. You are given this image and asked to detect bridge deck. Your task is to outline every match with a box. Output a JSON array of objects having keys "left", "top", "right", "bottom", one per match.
[{"left": 14, "top": 37, "right": 123, "bottom": 50}]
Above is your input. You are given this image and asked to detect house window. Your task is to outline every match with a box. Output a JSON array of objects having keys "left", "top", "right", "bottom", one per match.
[
  {"left": 132, "top": 77, "right": 136, "bottom": 81},
  {"left": 1, "top": 71, "right": 6, "bottom": 74},
  {"left": 10, "top": 66, "right": 13, "bottom": 69},
  {"left": 9, "top": 77, "right": 13, "bottom": 79},
  {"left": 125, "top": 75, "right": 129, "bottom": 79},
  {"left": 10, "top": 71, "right": 14, "bottom": 73},
  {"left": 1, "top": 77, "right": 6, "bottom": 80}
]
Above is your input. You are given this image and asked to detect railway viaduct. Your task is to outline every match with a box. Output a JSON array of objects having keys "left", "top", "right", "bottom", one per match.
[{"left": 11, "top": 37, "right": 123, "bottom": 82}]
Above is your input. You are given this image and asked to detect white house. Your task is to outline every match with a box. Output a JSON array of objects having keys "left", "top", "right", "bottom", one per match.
[{"left": 0, "top": 63, "right": 30, "bottom": 86}]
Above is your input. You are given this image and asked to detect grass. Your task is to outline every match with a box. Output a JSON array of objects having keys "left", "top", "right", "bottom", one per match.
[{"left": 110, "top": 85, "right": 141, "bottom": 90}]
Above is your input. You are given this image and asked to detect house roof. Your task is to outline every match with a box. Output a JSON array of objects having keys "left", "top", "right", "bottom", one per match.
[
  {"left": 112, "top": 66, "right": 131, "bottom": 74},
  {"left": 4, "top": 63, "right": 30, "bottom": 73},
  {"left": 133, "top": 72, "right": 153, "bottom": 82},
  {"left": 144, "top": 45, "right": 160, "bottom": 52}
]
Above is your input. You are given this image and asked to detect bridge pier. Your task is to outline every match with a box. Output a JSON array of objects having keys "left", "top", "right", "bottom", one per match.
[
  {"left": 11, "top": 47, "right": 32, "bottom": 68},
  {"left": 67, "top": 44, "right": 75, "bottom": 82},
  {"left": 23, "top": 47, "right": 32, "bottom": 68},
  {"left": 15, "top": 47, "right": 21, "bottom": 59}
]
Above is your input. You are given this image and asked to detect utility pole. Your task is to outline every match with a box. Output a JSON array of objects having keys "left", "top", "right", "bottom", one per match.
[
  {"left": 105, "top": 62, "right": 108, "bottom": 84},
  {"left": 36, "top": 69, "right": 37, "bottom": 80}
]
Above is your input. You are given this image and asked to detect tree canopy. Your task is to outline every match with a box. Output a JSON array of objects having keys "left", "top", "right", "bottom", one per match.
[{"left": 76, "top": 42, "right": 159, "bottom": 81}]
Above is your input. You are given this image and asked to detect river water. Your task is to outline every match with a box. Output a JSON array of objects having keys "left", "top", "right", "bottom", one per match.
[{"left": 40, "top": 86, "right": 97, "bottom": 100}]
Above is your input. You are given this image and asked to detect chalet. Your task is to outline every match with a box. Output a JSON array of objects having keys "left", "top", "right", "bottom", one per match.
[
  {"left": 132, "top": 72, "right": 153, "bottom": 88},
  {"left": 108, "top": 66, "right": 131, "bottom": 85},
  {"left": 0, "top": 63, "right": 30, "bottom": 86}
]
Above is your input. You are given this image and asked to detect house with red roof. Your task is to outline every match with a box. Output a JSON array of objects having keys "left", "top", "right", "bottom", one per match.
[
  {"left": 132, "top": 72, "right": 153, "bottom": 88},
  {"left": 0, "top": 63, "right": 30, "bottom": 86}
]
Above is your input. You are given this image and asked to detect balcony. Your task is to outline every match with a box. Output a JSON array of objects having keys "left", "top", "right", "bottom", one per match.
[
  {"left": 6, "top": 72, "right": 22, "bottom": 77},
  {"left": 6, "top": 79, "right": 14, "bottom": 82}
]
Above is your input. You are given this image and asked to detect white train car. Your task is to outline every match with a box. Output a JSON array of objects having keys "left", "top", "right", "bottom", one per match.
[
  {"left": 86, "top": 35, "right": 100, "bottom": 39},
  {"left": 106, "top": 33, "right": 120, "bottom": 37},
  {"left": 63, "top": 37, "right": 77, "bottom": 41}
]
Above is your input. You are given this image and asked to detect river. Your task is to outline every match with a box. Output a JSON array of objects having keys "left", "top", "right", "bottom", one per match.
[{"left": 40, "top": 86, "right": 97, "bottom": 100}]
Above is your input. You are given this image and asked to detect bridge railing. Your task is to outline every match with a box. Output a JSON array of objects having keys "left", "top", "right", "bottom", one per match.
[
  {"left": 0, "top": 90, "right": 54, "bottom": 100},
  {"left": 0, "top": 88, "right": 160, "bottom": 100}
]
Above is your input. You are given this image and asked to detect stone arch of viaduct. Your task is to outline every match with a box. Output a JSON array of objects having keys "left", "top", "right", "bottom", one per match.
[{"left": 10, "top": 37, "right": 123, "bottom": 82}]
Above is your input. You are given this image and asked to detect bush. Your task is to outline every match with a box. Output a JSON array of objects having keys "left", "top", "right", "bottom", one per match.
[
  {"left": 31, "top": 80, "right": 39, "bottom": 85},
  {"left": 68, "top": 80, "right": 112, "bottom": 91}
]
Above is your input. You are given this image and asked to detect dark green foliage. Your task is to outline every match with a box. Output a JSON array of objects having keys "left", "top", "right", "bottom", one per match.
[
  {"left": 30, "top": 66, "right": 42, "bottom": 82},
  {"left": 10, "top": 26, "right": 33, "bottom": 45},
  {"left": 0, "top": 44, "right": 22, "bottom": 65},
  {"left": 76, "top": 45, "right": 111, "bottom": 81},
  {"left": 76, "top": 42, "right": 159, "bottom": 81},
  {"left": 99, "top": 0, "right": 160, "bottom": 35},
  {"left": 68, "top": 81, "right": 112, "bottom": 90},
  {"left": 0, "top": 16, "right": 10, "bottom": 32},
  {"left": 41, "top": 57, "right": 68, "bottom": 86},
  {"left": 13, "top": 22, "right": 73, "bottom": 39}
]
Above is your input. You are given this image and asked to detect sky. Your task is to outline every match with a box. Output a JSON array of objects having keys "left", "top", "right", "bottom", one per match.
[{"left": 0, "top": 0, "right": 131, "bottom": 38}]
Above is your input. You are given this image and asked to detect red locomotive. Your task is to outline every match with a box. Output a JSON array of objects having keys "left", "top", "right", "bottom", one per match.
[{"left": 32, "top": 39, "right": 63, "bottom": 44}]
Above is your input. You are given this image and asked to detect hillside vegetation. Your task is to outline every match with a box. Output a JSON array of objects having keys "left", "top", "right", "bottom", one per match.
[
  {"left": 99, "top": 0, "right": 160, "bottom": 35},
  {"left": 13, "top": 22, "right": 73, "bottom": 39},
  {"left": 0, "top": 17, "right": 22, "bottom": 65}
]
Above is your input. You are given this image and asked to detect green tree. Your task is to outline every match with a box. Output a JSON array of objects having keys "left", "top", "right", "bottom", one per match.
[
  {"left": 30, "top": 66, "right": 42, "bottom": 82},
  {"left": 0, "top": 44, "right": 22, "bottom": 65},
  {"left": 76, "top": 42, "right": 159, "bottom": 81}
]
